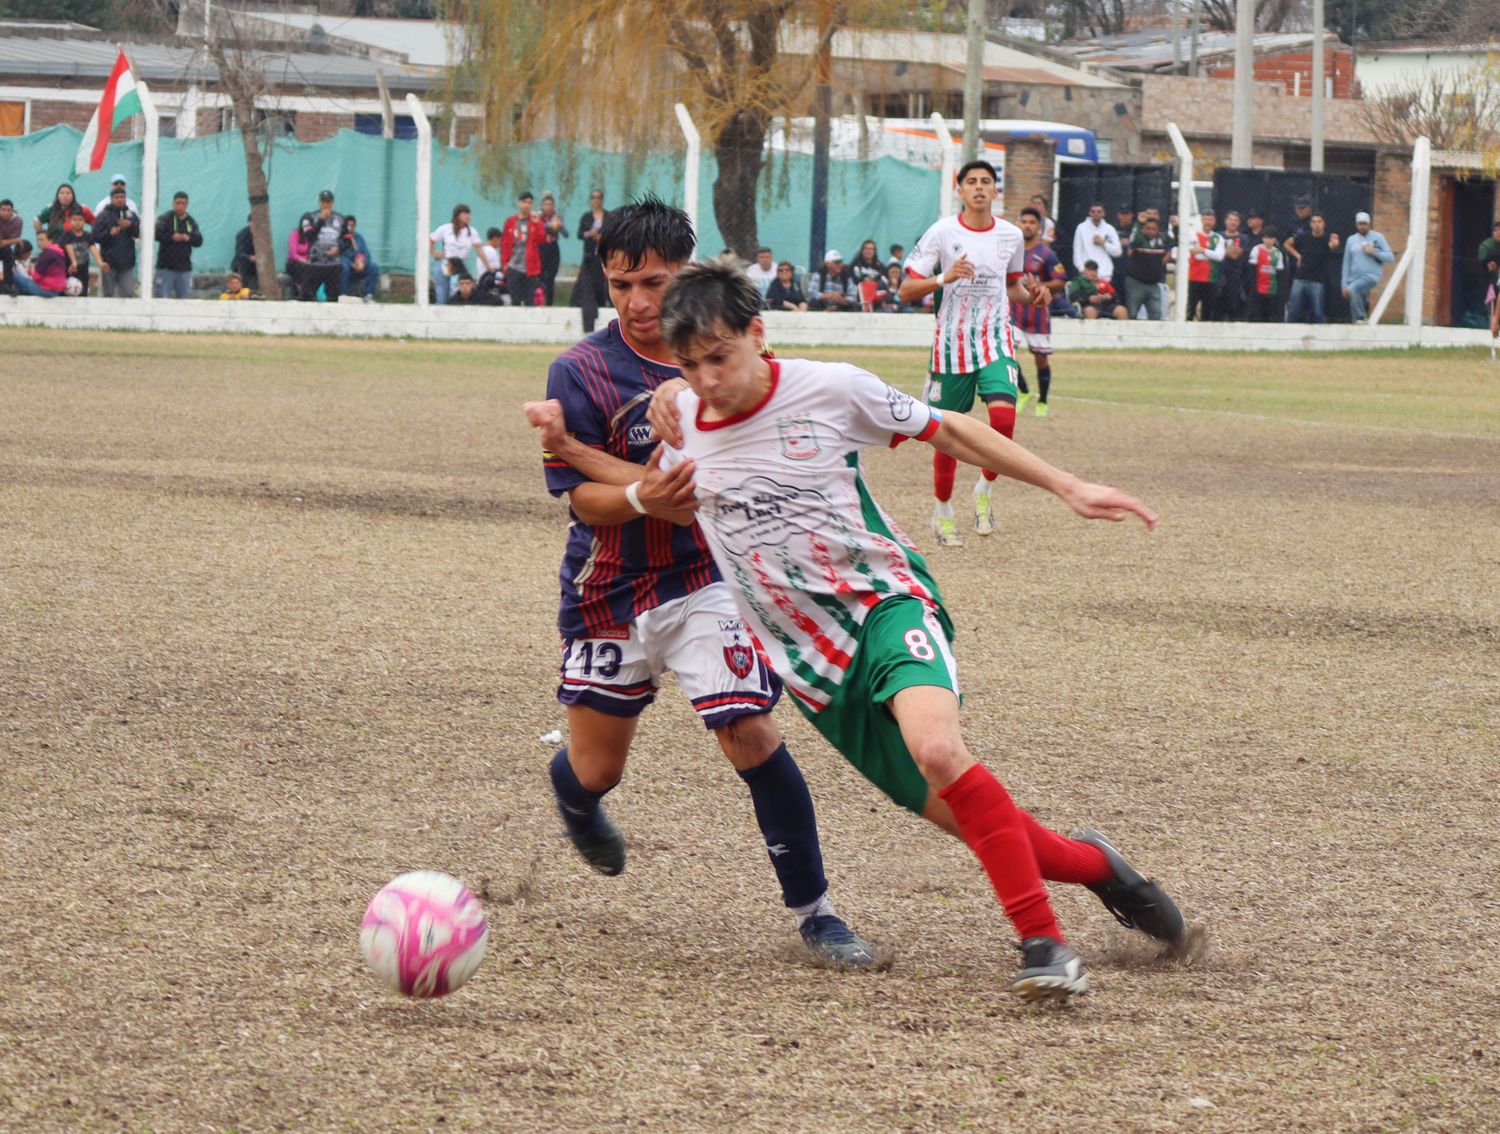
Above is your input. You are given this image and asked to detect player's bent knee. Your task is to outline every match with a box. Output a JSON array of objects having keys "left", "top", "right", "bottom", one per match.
[
  {"left": 905, "top": 734, "right": 970, "bottom": 787},
  {"left": 713, "top": 710, "right": 781, "bottom": 770}
]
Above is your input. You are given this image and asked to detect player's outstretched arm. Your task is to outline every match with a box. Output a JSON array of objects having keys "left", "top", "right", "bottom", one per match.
[
  {"left": 929, "top": 411, "right": 1157, "bottom": 528},
  {"left": 524, "top": 398, "right": 641, "bottom": 487}
]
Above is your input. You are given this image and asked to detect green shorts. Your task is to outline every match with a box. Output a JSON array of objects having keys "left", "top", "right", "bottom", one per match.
[
  {"left": 922, "top": 356, "right": 1019, "bottom": 412},
  {"left": 804, "top": 596, "right": 960, "bottom": 815}
]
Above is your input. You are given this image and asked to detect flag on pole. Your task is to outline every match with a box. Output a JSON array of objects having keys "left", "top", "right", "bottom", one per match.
[{"left": 72, "top": 49, "right": 141, "bottom": 178}]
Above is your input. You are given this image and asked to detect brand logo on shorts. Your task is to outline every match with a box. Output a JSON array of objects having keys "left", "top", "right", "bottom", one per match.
[
  {"left": 777, "top": 418, "right": 820, "bottom": 461},
  {"left": 724, "top": 642, "right": 755, "bottom": 678}
]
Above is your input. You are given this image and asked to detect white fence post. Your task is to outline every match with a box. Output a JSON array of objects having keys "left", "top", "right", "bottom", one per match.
[
  {"left": 674, "top": 103, "right": 700, "bottom": 257},
  {"left": 1404, "top": 136, "right": 1432, "bottom": 338},
  {"left": 138, "top": 79, "right": 159, "bottom": 300},
  {"left": 1167, "top": 122, "right": 1194, "bottom": 323},
  {"left": 407, "top": 94, "right": 431, "bottom": 309},
  {"left": 931, "top": 112, "right": 956, "bottom": 218}
]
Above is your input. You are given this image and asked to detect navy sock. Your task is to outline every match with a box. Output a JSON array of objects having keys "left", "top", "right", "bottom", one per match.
[
  {"left": 1037, "top": 365, "right": 1051, "bottom": 403},
  {"left": 1017, "top": 372, "right": 1031, "bottom": 395},
  {"left": 549, "top": 748, "right": 611, "bottom": 836},
  {"left": 737, "top": 743, "right": 828, "bottom": 909}
]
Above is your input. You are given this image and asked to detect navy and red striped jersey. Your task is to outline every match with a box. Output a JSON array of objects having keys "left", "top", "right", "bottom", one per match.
[
  {"left": 1011, "top": 241, "right": 1066, "bottom": 336},
  {"left": 543, "top": 321, "right": 720, "bottom": 639}
]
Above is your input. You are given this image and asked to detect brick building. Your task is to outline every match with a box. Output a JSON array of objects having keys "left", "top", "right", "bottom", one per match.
[{"left": 0, "top": 21, "right": 479, "bottom": 145}]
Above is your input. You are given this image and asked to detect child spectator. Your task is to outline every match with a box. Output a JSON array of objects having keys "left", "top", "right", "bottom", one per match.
[
  {"left": 11, "top": 231, "right": 67, "bottom": 297},
  {"left": 877, "top": 263, "right": 910, "bottom": 312},
  {"left": 1066, "top": 260, "right": 1126, "bottom": 320},
  {"left": 1247, "top": 226, "right": 1286, "bottom": 323},
  {"left": 58, "top": 208, "right": 99, "bottom": 296},
  {"left": 340, "top": 215, "right": 379, "bottom": 303},
  {"left": 218, "top": 272, "right": 251, "bottom": 300}
]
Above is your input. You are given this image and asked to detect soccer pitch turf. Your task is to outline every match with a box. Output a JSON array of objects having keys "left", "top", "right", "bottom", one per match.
[{"left": 2, "top": 330, "right": 1497, "bottom": 1132}]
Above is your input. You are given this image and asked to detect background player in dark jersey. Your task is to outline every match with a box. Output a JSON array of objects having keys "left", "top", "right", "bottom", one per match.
[
  {"left": 1012, "top": 207, "right": 1068, "bottom": 419},
  {"left": 524, "top": 196, "right": 873, "bottom": 964}
]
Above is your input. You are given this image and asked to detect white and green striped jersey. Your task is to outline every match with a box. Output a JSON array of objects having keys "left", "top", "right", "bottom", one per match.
[
  {"left": 904, "top": 213, "right": 1025, "bottom": 374},
  {"left": 663, "top": 359, "right": 946, "bottom": 714}
]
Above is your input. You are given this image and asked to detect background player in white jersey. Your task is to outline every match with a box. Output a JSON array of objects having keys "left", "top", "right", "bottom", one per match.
[
  {"left": 651, "top": 262, "right": 1187, "bottom": 1001},
  {"left": 898, "top": 160, "right": 1050, "bottom": 547},
  {"left": 523, "top": 197, "right": 874, "bottom": 965}
]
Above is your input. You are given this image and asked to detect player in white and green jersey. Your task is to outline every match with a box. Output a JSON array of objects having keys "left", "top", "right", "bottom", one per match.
[
  {"left": 899, "top": 159, "right": 1051, "bottom": 547},
  {"left": 650, "top": 262, "right": 1187, "bottom": 1002}
]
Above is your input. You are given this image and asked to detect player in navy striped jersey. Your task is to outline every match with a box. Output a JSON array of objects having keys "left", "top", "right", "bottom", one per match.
[
  {"left": 1012, "top": 207, "right": 1069, "bottom": 419},
  {"left": 528, "top": 196, "right": 873, "bottom": 965}
]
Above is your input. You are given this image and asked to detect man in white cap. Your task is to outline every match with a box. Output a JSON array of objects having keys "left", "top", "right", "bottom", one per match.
[
  {"left": 808, "top": 248, "right": 856, "bottom": 311},
  {"left": 94, "top": 174, "right": 138, "bottom": 217},
  {"left": 1341, "top": 211, "right": 1394, "bottom": 323}
]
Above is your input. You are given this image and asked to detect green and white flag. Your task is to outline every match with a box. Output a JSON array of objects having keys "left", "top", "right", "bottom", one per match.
[{"left": 72, "top": 50, "right": 141, "bottom": 178}]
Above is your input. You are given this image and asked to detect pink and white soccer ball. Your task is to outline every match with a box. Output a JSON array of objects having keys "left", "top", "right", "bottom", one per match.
[
  {"left": 359, "top": 871, "right": 488, "bottom": 998},
  {"left": 63, "top": 277, "right": 83, "bottom": 296}
]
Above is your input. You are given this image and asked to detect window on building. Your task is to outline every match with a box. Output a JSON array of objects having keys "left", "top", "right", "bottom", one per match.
[
  {"left": 353, "top": 112, "right": 418, "bottom": 139},
  {"left": 0, "top": 100, "right": 24, "bottom": 136}
]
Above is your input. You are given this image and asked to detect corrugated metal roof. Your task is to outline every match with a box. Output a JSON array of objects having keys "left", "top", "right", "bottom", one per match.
[
  {"left": 1057, "top": 29, "right": 1339, "bottom": 73},
  {"left": 0, "top": 36, "right": 440, "bottom": 90},
  {"left": 243, "top": 11, "right": 463, "bottom": 68}
]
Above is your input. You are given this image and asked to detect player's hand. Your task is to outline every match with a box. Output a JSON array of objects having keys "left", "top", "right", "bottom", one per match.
[
  {"left": 647, "top": 377, "right": 690, "bottom": 447},
  {"left": 1060, "top": 480, "right": 1157, "bottom": 529},
  {"left": 943, "top": 255, "right": 975, "bottom": 284},
  {"left": 638, "top": 445, "right": 698, "bottom": 523},
  {"left": 1021, "top": 273, "right": 1049, "bottom": 306},
  {"left": 522, "top": 398, "right": 569, "bottom": 453}
]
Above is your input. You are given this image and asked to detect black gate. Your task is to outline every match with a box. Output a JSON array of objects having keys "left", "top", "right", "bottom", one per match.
[
  {"left": 1056, "top": 163, "right": 1173, "bottom": 268},
  {"left": 1211, "top": 169, "right": 1373, "bottom": 247}
]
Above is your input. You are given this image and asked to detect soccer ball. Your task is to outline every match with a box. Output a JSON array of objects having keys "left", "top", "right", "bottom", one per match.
[
  {"left": 359, "top": 871, "right": 488, "bottom": 998},
  {"left": 63, "top": 277, "right": 83, "bottom": 296}
]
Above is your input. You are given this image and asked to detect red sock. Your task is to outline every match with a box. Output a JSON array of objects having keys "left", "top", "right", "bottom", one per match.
[
  {"left": 981, "top": 402, "right": 1016, "bottom": 482},
  {"left": 938, "top": 764, "right": 1063, "bottom": 942},
  {"left": 1017, "top": 812, "right": 1112, "bottom": 884},
  {"left": 933, "top": 452, "right": 957, "bottom": 503}
]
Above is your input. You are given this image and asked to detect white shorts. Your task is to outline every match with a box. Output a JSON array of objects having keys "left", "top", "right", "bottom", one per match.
[
  {"left": 1013, "top": 327, "right": 1052, "bottom": 356},
  {"left": 556, "top": 583, "right": 780, "bottom": 730}
]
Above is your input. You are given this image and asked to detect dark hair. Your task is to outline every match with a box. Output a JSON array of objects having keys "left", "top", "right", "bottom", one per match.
[
  {"left": 451, "top": 204, "right": 471, "bottom": 228},
  {"left": 776, "top": 260, "right": 794, "bottom": 271},
  {"left": 110, "top": 186, "right": 127, "bottom": 196},
  {"left": 589, "top": 188, "right": 604, "bottom": 197},
  {"left": 1090, "top": 201, "right": 1105, "bottom": 211},
  {"left": 173, "top": 191, "right": 188, "bottom": 202},
  {"left": 854, "top": 241, "right": 880, "bottom": 266},
  {"left": 17, "top": 239, "right": 32, "bottom": 257},
  {"left": 1083, "top": 259, "right": 1098, "bottom": 270},
  {"left": 1263, "top": 225, "right": 1279, "bottom": 239},
  {"left": 0, "top": 198, "right": 11, "bottom": 208},
  {"left": 1020, "top": 206, "right": 1042, "bottom": 221},
  {"left": 518, "top": 191, "right": 534, "bottom": 201},
  {"left": 344, "top": 214, "right": 358, "bottom": 229},
  {"left": 660, "top": 261, "right": 763, "bottom": 354},
  {"left": 889, "top": 243, "right": 902, "bottom": 255},
  {"left": 1310, "top": 212, "right": 1324, "bottom": 222},
  {"left": 756, "top": 246, "right": 771, "bottom": 255},
  {"left": 955, "top": 159, "right": 997, "bottom": 184},
  {"left": 597, "top": 194, "right": 694, "bottom": 272},
  {"left": 48, "top": 183, "right": 77, "bottom": 227},
  {"left": 486, "top": 226, "right": 502, "bottom": 240}
]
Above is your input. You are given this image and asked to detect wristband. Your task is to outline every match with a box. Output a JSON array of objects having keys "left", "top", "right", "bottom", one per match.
[{"left": 624, "top": 481, "right": 647, "bottom": 515}]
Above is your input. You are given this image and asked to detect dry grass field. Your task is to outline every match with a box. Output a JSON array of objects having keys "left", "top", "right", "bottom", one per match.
[{"left": 2, "top": 330, "right": 1497, "bottom": 1133}]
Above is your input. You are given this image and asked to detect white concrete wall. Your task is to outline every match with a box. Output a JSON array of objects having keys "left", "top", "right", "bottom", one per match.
[{"left": 2, "top": 296, "right": 1493, "bottom": 351}]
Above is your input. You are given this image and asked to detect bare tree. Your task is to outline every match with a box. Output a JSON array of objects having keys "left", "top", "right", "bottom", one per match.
[
  {"left": 446, "top": 0, "right": 934, "bottom": 259},
  {"left": 1357, "top": 64, "right": 1500, "bottom": 163}
]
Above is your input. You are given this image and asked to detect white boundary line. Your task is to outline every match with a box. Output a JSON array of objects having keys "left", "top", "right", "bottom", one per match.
[{"left": 1064, "top": 395, "right": 1500, "bottom": 444}]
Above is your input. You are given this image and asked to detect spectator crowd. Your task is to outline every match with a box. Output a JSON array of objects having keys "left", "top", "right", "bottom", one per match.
[{"left": 7, "top": 176, "right": 1493, "bottom": 334}]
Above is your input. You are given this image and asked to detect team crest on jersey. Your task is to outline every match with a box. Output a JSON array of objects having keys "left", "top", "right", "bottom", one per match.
[
  {"left": 723, "top": 640, "right": 755, "bottom": 678},
  {"left": 777, "top": 418, "right": 820, "bottom": 460},
  {"left": 627, "top": 423, "right": 654, "bottom": 447}
]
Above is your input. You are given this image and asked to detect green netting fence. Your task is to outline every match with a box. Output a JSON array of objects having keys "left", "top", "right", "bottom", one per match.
[{"left": 0, "top": 125, "right": 939, "bottom": 275}]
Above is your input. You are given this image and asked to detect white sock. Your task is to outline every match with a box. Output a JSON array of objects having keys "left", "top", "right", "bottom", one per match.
[
  {"left": 973, "top": 476, "right": 991, "bottom": 496},
  {"left": 934, "top": 500, "right": 954, "bottom": 519},
  {"left": 791, "top": 892, "right": 837, "bottom": 928}
]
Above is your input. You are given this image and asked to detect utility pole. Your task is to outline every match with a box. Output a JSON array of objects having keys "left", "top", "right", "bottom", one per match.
[
  {"left": 1230, "top": 0, "right": 1255, "bottom": 167},
  {"left": 961, "top": 0, "right": 985, "bottom": 161},
  {"left": 809, "top": 4, "right": 833, "bottom": 272},
  {"left": 1172, "top": 0, "right": 1181, "bottom": 72},
  {"left": 1311, "top": 0, "right": 1326, "bottom": 172},
  {"left": 1189, "top": 0, "right": 1202, "bottom": 76}
]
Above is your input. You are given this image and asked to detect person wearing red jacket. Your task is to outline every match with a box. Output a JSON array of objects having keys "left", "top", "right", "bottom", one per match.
[
  {"left": 501, "top": 191, "right": 547, "bottom": 306},
  {"left": 11, "top": 230, "right": 68, "bottom": 297}
]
